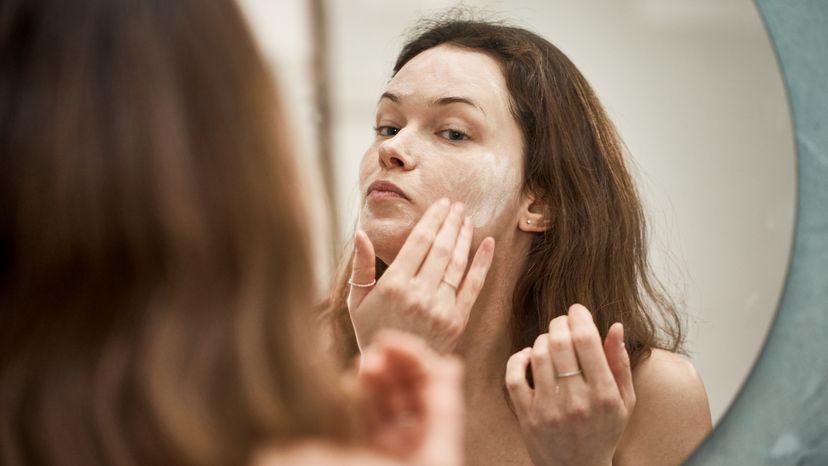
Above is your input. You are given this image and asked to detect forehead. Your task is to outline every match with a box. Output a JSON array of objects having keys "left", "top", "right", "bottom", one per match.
[{"left": 386, "top": 44, "right": 512, "bottom": 113}]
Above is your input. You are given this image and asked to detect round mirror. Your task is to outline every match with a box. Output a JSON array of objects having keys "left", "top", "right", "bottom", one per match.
[{"left": 241, "top": 0, "right": 796, "bottom": 437}]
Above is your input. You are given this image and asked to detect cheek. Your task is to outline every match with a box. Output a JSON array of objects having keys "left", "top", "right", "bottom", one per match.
[{"left": 456, "top": 151, "right": 521, "bottom": 228}]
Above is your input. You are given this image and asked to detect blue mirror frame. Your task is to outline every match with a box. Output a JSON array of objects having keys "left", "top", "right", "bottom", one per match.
[{"left": 686, "top": 1, "right": 828, "bottom": 464}]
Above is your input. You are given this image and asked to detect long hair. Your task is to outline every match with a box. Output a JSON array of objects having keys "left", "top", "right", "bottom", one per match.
[
  {"left": 0, "top": 0, "right": 345, "bottom": 464},
  {"left": 327, "top": 17, "right": 683, "bottom": 369}
]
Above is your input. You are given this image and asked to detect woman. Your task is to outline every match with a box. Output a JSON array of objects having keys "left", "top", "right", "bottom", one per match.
[
  {"left": 328, "top": 17, "right": 713, "bottom": 465},
  {"left": 0, "top": 1, "right": 467, "bottom": 465}
]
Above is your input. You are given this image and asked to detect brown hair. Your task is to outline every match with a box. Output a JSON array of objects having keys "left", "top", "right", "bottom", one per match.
[
  {"left": 0, "top": 0, "right": 345, "bottom": 464},
  {"left": 328, "top": 17, "right": 683, "bottom": 368}
]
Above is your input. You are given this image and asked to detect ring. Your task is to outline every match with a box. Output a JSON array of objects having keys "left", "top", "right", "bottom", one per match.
[
  {"left": 348, "top": 278, "right": 376, "bottom": 288},
  {"left": 442, "top": 278, "right": 460, "bottom": 290},
  {"left": 556, "top": 369, "right": 583, "bottom": 378}
]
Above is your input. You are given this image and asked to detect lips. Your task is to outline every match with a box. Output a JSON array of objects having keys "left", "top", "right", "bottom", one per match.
[{"left": 367, "top": 180, "right": 409, "bottom": 200}]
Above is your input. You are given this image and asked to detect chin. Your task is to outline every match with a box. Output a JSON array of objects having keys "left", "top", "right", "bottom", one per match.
[{"left": 359, "top": 215, "right": 415, "bottom": 264}]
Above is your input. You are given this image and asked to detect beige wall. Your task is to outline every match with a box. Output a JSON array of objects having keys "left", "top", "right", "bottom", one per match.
[{"left": 241, "top": 0, "right": 795, "bottom": 424}]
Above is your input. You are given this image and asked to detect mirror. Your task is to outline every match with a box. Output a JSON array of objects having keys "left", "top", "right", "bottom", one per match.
[{"left": 241, "top": 0, "right": 795, "bottom": 433}]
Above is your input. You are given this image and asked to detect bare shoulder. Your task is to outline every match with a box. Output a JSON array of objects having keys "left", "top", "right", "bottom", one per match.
[
  {"left": 253, "top": 440, "right": 402, "bottom": 466},
  {"left": 614, "top": 349, "right": 713, "bottom": 466}
]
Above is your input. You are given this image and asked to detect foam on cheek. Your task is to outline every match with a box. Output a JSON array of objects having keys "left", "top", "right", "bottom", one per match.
[{"left": 467, "top": 151, "right": 514, "bottom": 228}]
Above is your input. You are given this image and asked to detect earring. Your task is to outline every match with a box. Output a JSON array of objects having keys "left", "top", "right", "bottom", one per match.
[{"left": 526, "top": 219, "right": 533, "bottom": 224}]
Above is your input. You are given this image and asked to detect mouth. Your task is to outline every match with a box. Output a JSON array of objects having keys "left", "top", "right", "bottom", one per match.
[{"left": 366, "top": 180, "right": 410, "bottom": 201}]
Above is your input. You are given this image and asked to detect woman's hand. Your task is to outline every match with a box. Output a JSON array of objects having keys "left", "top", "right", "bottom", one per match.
[
  {"left": 505, "top": 304, "right": 636, "bottom": 466},
  {"left": 348, "top": 198, "right": 495, "bottom": 353},
  {"left": 355, "top": 330, "right": 464, "bottom": 466}
]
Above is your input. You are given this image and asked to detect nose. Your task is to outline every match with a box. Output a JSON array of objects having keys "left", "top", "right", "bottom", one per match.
[{"left": 378, "top": 130, "right": 417, "bottom": 171}]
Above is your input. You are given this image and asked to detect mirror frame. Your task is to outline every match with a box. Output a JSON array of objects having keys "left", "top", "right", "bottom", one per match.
[{"left": 686, "top": 1, "right": 828, "bottom": 463}]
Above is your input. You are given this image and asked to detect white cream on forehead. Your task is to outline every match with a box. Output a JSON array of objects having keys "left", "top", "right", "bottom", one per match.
[{"left": 390, "top": 45, "right": 511, "bottom": 108}]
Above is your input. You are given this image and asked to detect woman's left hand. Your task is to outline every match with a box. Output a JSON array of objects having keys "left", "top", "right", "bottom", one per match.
[{"left": 505, "top": 304, "right": 636, "bottom": 466}]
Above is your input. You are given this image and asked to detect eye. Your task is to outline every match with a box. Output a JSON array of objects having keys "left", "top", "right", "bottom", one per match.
[
  {"left": 374, "top": 126, "right": 400, "bottom": 137},
  {"left": 438, "top": 129, "right": 469, "bottom": 141}
]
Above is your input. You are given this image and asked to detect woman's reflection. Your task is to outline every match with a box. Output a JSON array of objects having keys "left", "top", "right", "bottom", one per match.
[{"left": 328, "top": 17, "right": 713, "bottom": 465}]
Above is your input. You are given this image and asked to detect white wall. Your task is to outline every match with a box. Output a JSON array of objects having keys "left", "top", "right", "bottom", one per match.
[{"left": 241, "top": 0, "right": 795, "bottom": 425}]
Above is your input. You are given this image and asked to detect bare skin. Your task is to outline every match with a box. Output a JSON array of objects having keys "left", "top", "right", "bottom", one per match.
[{"left": 354, "top": 44, "right": 712, "bottom": 465}]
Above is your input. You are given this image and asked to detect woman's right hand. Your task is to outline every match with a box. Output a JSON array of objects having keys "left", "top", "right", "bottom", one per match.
[
  {"left": 347, "top": 198, "right": 495, "bottom": 353},
  {"left": 355, "top": 330, "right": 465, "bottom": 466}
]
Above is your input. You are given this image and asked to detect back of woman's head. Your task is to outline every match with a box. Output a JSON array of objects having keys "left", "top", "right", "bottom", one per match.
[{"left": 0, "top": 0, "right": 341, "bottom": 464}]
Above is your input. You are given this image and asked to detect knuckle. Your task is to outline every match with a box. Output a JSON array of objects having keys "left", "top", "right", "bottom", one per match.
[
  {"left": 538, "top": 409, "right": 563, "bottom": 426},
  {"left": 548, "top": 315, "right": 567, "bottom": 332},
  {"left": 505, "top": 373, "right": 524, "bottom": 391},
  {"left": 468, "top": 275, "right": 483, "bottom": 291},
  {"left": 526, "top": 413, "right": 544, "bottom": 429},
  {"left": 414, "top": 294, "right": 433, "bottom": 313},
  {"left": 532, "top": 335, "right": 550, "bottom": 354},
  {"left": 533, "top": 333, "right": 548, "bottom": 347},
  {"left": 566, "top": 400, "right": 590, "bottom": 420},
  {"left": 547, "top": 334, "right": 570, "bottom": 352},
  {"left": 432, "top": 242, "right": 452, "bottom": 259},
  {"left": 594, "top": 392, "right": 620, "bottom": 411},
  {"left": 571, "top": 329, "right": 594, "bottom": 346},
  {"left": 412, "top": 230, "right": 433, "bottom": 246},
  {"left": 382, "top": 279, "right": 405, "bottom": 300},
  {"left": 449, "top": 319, "right": 466, "bottom": 336}
]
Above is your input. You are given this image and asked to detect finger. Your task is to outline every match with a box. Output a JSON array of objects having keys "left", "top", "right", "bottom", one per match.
[
  {"left": 348, "top": 230, "right": 377, "bottom": 311},
  {"left": 440, "top": 215, "right": 473, "bottom": 292},
  {"left": 567, "top": 304, "right": 617, "bottom": 391},
  {"left": 530, "top": 333, "right": 556, "bottom": 400},
  {"left": 420, "top": 355, "right": 464, "bottom": 466},
  {"left": 372, "top": 331, "right": 431, "bottom": 393},
  {"left": 359, "top": 343, "right": 425, "bottom": 457},
  {"left": 454, "top": 237, "right": 495, "bottom": 321},
  {"left": 505, "top": 348, "right": 534, "bottom": 416},
  {"left": 358, "top": 349, "right": 397, "bottom": 423},
  {"left": 372, "top": 331, "right": 454, "bottom": 456},
  {"left": 416, "top": 202, "right": 465, "bottom": 290},
  {"left": 388, "top": 198, "right": 451, "bottom": 276},
  {"left": 547, "top": 315, "right": 584, "bottom": 389},
  {"left": 605, "top": 322, "right": 635, "bottom": 411}
]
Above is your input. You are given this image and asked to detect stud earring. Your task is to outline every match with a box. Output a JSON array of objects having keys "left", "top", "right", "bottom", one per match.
[{"left": 526, "top": 219, "right": 533, "bottom": 224}]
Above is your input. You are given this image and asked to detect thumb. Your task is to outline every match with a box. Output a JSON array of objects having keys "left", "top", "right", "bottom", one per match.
[
  {"left": 605, "top": 323, "right": 636, "bottom": 412},
  {"left": 347, "top": 229, "right": 376, "bottom": 312}
]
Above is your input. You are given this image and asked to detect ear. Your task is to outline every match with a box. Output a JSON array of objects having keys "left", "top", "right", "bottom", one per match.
[{"left": 517, "top": 192, "right": 551, "bottom": 233}]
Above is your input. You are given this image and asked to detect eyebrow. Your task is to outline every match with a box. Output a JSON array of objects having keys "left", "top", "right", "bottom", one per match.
[{"left": 380, "top": 92, "right": 486, "bottom": 116}]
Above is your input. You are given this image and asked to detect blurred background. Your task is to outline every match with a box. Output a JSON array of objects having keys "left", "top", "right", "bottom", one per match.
[{"left": 237, "top": 0, "right": 795, "bottom": 425}]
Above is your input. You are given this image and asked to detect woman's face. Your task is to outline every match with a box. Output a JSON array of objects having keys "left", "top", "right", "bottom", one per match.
[{"left": 358, "top": 44, "right": 525, "bottom": 262}]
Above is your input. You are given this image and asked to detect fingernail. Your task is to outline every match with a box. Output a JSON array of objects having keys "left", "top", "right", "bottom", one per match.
[
  {"left": 438, "top": 197, "right": 450, "bottom": 207},
  {"left": 452, "top": 202, "right": 465, "bottom": 215}
]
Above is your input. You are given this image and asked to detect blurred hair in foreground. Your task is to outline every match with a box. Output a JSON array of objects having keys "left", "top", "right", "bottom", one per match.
[{"left": 0, "top": 0, "right": 346, "bottom": 464}]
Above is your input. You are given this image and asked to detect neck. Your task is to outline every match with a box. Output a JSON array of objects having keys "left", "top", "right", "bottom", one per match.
[{"left": 454, "top": 240, "right": 528, "bottom": 401}]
